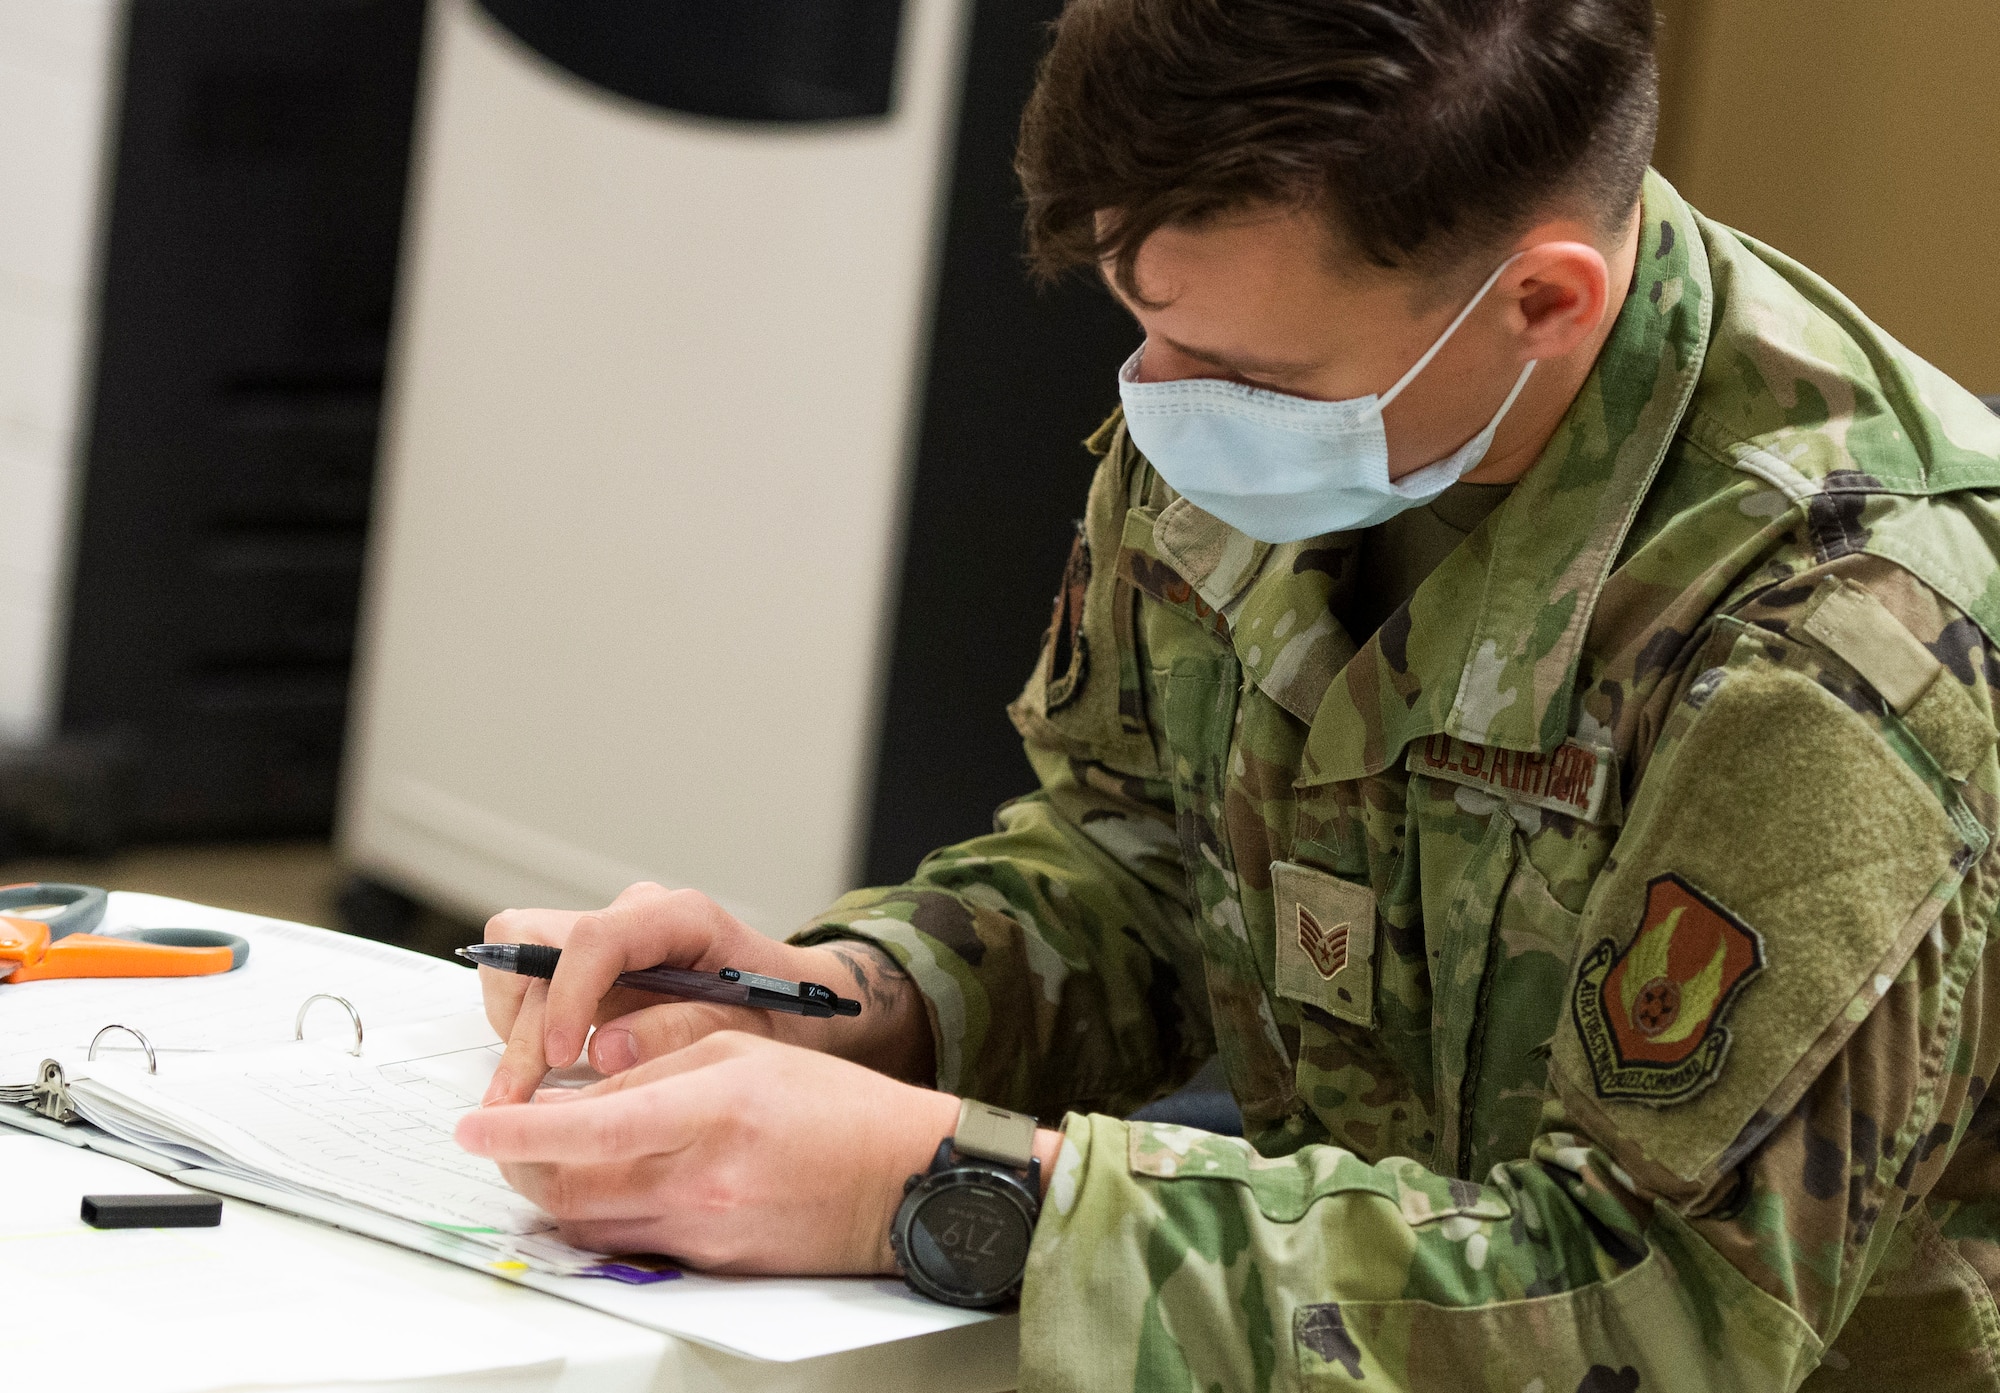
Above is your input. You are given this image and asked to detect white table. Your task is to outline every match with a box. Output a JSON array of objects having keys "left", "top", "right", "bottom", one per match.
[
  {"left": 0, "top": 890, "right": 1019, "bottom": 1392},
  {"left": 0, "top": 1128, "right": 1017, "bottom": 1392}
]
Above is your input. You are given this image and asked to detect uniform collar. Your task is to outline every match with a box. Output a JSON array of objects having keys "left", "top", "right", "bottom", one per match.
[
  {"left": 1283, "top": 169, "right": 1716, "bottom": 783},
  {"left": 1118, "top": 173, "right": 1715, "bottom": 778},
  {"left": 1153, "top": 495, "right": 1273, "bottom": 614}
]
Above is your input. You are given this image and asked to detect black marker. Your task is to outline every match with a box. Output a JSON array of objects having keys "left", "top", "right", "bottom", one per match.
[{"left": 455, "top": 942, "right": 861, "bottom": 1019}]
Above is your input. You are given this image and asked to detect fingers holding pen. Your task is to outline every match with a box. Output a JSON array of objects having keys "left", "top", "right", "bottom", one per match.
[
  {"left": 588, "top": 1000, "right": 763, "bottom": 1074},
  {"left": 484, "top": 882, "right": 797, "bottom": 1083},
  {"left": 477, "top": 907, "right": 574, "bottom": 1041},
  {"left": 541, "top": 883, "right": 741, "bottom": 1068}
]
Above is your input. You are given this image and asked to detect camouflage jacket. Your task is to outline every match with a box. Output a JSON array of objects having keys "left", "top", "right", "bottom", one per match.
[{"left": 797, "top": 171, "right": 2000, "bottom": 1391}]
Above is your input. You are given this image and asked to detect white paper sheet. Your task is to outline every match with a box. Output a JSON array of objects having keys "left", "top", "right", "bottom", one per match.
[{"left": 61, "top": 1014, "right": 560, "bottom": 1246}]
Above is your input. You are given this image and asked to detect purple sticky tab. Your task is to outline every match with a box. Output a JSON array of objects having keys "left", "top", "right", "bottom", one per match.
[{"left": 585, "top": 1262, "right": 682, "bottom": 1285}]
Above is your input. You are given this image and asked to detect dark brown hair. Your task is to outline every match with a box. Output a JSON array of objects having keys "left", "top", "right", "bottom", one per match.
[{"left": 1017, "top": 0, "right": 1659, "bottom": 299}]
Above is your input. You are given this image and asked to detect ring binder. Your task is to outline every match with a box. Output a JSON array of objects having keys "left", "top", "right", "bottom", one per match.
[
  {"left": 0, "top": 1058, "right": 84, "bottom": 1122},
  {"left": 89, "top": 1023, "right": 158, "bottom": 1073},
  {"left": 3, "top": 993, "right": 371, "bottom": 1122},
  {"left": 0, "top": 1059, "right": 81, "bottom": 1122},
  {"left": 296, "top": 994, "right": 365, "bottom": 1056}
]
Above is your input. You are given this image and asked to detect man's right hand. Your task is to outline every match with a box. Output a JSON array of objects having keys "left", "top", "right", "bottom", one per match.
[{"left": 476, "top": 881, "right": 934, "bottom": 1104}]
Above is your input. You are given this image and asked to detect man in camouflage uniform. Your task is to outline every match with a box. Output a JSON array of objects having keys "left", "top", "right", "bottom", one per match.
[
  {"left": 800, "top": 161, "right": 2000, "bottom": 1383},
  {"left": 458, "top": 0, "right": 2000, "bottom": 1388}
]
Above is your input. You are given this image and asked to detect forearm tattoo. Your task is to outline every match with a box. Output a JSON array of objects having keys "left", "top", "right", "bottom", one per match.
[{"left": 824, "top": 939, "right": 914, "bottom": 1016}]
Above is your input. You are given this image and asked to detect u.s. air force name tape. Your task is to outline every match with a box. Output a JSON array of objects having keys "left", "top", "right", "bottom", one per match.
[{"left": 1406, "top": 733, "right": 1621, "bottom": 825}]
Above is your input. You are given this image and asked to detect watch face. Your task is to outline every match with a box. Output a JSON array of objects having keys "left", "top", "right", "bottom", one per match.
[{"left": 906, "top": 1182, "right": 1033, "bottom": 1299}]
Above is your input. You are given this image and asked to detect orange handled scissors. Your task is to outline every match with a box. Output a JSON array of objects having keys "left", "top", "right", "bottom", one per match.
[{"left": 0, "top": 883, "right": 249, "bottom": 983}]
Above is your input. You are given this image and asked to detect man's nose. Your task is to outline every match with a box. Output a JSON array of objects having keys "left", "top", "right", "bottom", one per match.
[{"left": 1132, "top": 337, "right": 1226, "bottom": 385}]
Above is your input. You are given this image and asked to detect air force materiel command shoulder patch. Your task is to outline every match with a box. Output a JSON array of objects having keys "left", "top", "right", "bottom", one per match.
[{"left": 1572, "top": 873, "right": 1764, "bottom": 1104}]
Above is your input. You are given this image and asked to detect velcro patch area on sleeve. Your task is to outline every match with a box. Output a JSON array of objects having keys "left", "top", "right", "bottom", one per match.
[
  {"left": 1551, "top": 638, "right": 1973, "bottom": 1193},
  {"left": 1006, "top": 441, "right": 1162, "bottom": 776}
]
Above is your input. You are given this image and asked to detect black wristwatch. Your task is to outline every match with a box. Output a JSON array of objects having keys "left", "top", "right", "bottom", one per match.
[{"left": 890, "top": 1099, "right": 1042, "bottom": 1308}]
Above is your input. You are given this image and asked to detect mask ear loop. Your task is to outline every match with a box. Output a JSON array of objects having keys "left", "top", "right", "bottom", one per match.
[
  {"left": 1378, "top": 252, "right": 1529, "bottom": 408},
  {"left": 1487, "top": 357, "right": 1539, "bottom": 423}
]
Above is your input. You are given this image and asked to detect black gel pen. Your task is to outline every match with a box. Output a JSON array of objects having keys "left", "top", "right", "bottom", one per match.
[{"left": 455, "top": 942, "right": 861, "bottom": 1018}]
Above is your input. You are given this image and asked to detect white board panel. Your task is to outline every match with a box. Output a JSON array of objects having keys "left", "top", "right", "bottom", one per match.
[
  {"left": 0, "top": 0, "right": 121, "bottom": 742},
  {"left": 343, "top": 0, "right": 971, "bottom": 932}
]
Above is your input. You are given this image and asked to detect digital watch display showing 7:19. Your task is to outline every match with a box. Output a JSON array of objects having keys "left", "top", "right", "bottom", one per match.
[{"left": 907, "top": 1185, "right": 1033, "bottom": 1296}]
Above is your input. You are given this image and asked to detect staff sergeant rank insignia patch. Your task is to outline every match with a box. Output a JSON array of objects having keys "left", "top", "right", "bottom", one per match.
[
  {"left": 1571, "top": 873, "right": 1764, "bottom": 1104},
  {"left": 1296, "top": 904, "right": 1348, "bottom": 979},
  {"left": 1272, "top": 861, "right": 1377, "bottom": 1029}
]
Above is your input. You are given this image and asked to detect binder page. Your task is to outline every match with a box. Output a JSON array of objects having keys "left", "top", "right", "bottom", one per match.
[
  {"left": 0, "top": 892, "right": 481, "bottom": 1083},
  {"left": 50, "top": 1015, "right": 1005, "bottom": 1362},
  {"left": 60, "top": 1014, "right": 550, "bottom": 1241}
]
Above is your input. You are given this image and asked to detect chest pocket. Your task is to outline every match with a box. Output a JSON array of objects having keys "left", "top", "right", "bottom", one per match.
[
  {"left": 1412, "top": 777, "right": 1595, "bottom": 1179},
  {"left": 1157, "top": 654, "right": 1304, "bottom": 1134},
  {"left": 1275, "top": 774, "right": 1598, "bottom": 1176},
  {"left": 1272, "top": 849, "right": 1441, "bottom": 1165}
]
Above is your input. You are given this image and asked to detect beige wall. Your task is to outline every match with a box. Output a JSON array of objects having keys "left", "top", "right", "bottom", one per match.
[{"left": 1654, "top": 0, "right": 2000, "bottom": 392}]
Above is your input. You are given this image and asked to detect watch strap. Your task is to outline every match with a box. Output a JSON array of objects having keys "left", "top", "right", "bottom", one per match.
[{"left": 953, "top": 1098, "right": 1036, "bottom": 1170}]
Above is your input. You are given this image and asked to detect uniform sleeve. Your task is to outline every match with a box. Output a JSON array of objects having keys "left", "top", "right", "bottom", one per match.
[
  {"left": 792, "top": 441, "right": 1217, "bottom": 1119},
  {"left": 1021, "top": 565, "right": 2000, "bottom": 1392}
]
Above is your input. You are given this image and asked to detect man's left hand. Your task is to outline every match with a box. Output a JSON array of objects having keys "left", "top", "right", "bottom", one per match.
[{"left": 456, "top": 1031, "right": 965, "bottom": 1273}]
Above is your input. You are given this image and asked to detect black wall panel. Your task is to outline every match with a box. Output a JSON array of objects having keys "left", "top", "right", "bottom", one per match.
[
  {"left": 476, "top": 0, "right": 905, "bottom": 122},
  {"left": 861, "top": 0, "right": 1137, "bottom": 886},
  {"left": 61, "top": 0, "right": 426, "bottom": 838}
]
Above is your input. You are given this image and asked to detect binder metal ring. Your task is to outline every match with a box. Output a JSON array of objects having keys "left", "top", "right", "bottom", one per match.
[
  {"left": 296, "top": 993, "right": 364, "bottom": 1056},
  {"left": 0, "top": 1059, "right": 80, "bottom": 1122},
  {"left": 33, "top": 1059, "right": 77, "bottom": 1122},
  {"left": 87, "top": 1023, "right": 158, "bottom": 1074}
]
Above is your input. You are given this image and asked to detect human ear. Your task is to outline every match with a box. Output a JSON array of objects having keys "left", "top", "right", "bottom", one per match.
[{"left": 1502, "top": 239, "right": 1611, "bottom": 362}]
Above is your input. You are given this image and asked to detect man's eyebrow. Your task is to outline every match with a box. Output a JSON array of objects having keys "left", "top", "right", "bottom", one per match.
[
  {"left": 1151, "top": 332, "right": 1313, "bottom": 378},
  {"left": 1097, "top": 266, "right": 1316, "bottom": 377}
]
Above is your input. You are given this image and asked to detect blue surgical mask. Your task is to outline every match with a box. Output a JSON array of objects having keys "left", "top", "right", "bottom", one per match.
[{"left": 1116, "top": 254, "right": 1536, "bottom": 544}]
